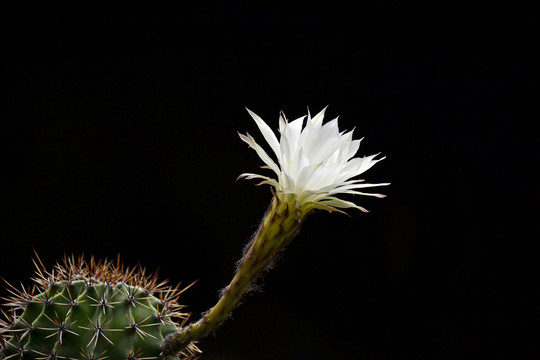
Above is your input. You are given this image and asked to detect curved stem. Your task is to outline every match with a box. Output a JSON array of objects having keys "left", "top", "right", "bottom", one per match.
[{"left": 162, "top": 196, "right": 309, "bottom": 356}]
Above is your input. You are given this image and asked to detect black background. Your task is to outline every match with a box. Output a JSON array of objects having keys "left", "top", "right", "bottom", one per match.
[{"left": 2, "top": 5, "right": 536, "bottom": 360}]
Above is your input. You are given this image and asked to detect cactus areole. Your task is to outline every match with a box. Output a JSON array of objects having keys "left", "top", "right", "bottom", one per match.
[{"left": 0, "top": 255, "right": 199, "bottom": 360}]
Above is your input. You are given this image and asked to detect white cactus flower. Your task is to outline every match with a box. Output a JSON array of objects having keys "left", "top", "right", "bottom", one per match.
[{"left": 238, "top": 107, "right": 389, "bottom": 213}]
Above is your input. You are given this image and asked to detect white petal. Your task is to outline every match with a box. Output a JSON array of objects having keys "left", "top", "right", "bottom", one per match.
[
  {"left": 319, "top": 197, "right": 369, "bottom": 212},
  {"left": 295, "top": 161, "right": 321, "bottom": 192},
  {"left": 279, "top": 111, "right": 287, "bottom": 133},
  {"left": 344, "top": 138, "right": 361, "bottom": 160},
  {"left": 332, "top": 182, "right": 391, "bottom": 192},
  {"left": 238, "top": 132, "right": 281, "bottom": 175},
  {"left": 309, "top": 106, "right": 328, "bottom": 127},
  {"left": 329, "top": 189, "right": 387, "bottom": 198},
  {"left": 246, "top": 108, "right": 281, "bottom": 160},
  {"left": 281, "top": 116, "right": 304, "bottom": 161},
  {"left": 356, "top": 154, "right": 385, "bottom": 175},
  {"left": 237, "top": 173, "right": 281, "bottom": 188}
]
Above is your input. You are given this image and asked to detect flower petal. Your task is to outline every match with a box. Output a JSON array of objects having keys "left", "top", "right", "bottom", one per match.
[
  {"left": 238, "top": 132, "right": 281, "bottom": 175},
  {"left": 246, "top": 108, "right": 281, "bottom": 161},
  {"left": 318, "top": 197, "right": 369, "bottom": 212}
]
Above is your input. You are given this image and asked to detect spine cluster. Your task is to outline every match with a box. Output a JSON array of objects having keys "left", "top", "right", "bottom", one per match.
[{"left": 0, "top": 255, "right": 199, "bottom": 360}]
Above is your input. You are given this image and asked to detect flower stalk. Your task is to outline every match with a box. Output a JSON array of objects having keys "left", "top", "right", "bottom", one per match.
[
  {"left": 162, "top": 195, "right": 309, "bottom": 355},
  {"left": 162, "top": 106, "right": 388, "bottom": 357}
]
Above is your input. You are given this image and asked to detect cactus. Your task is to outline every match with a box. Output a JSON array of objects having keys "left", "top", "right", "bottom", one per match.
[
  {"left": 0, "top": 255, "right": 199, "bottom": 360},
  {"left": 1, "top": 107, "right": 388, "bottom": 359}
]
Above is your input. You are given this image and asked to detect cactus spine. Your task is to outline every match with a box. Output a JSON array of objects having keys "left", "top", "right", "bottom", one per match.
[{"left": 0, "top": 255, "right": 199, "bottom": 360}]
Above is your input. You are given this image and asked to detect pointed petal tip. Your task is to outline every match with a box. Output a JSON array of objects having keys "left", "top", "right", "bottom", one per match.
[
  {"left": 238, "top": 131, "right": 251, "bottom": 144},
  {"left": 245, "top": 107, "right": 256, "bottom": 119},
  {"left": 245, "top": 107, "right": 258, "bottom": 118}
]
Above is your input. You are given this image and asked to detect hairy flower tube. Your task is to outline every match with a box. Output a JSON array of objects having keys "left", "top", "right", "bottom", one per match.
[{"left": 164, "top": 107, "right": 389, "bottom": 355}]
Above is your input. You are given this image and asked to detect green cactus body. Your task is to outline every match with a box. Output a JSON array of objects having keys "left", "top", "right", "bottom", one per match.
[{"left": 0, "top": 256, "right": 198, "bottom": 360}]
